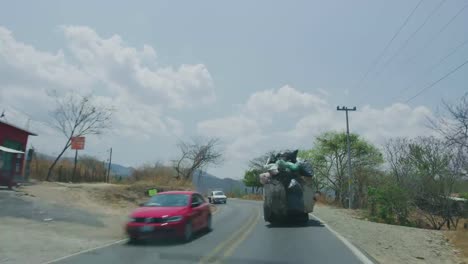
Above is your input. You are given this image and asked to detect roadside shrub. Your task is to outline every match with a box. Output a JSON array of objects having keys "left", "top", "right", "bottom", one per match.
[{"left": 367, "top": 184, "right": 411, "bottom": 225}]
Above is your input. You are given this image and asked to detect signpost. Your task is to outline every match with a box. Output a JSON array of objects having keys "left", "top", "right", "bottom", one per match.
[
  {"left": 71, "top": 137, "right": 85, "bottom": 150},
  {"left": 71, "top": 137, "right": 85, "bottom": 182}
]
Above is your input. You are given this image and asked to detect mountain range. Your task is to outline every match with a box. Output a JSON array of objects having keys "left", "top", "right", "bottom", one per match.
[{"left": 192, "top": 170, "right": 246, "bottom": 195}]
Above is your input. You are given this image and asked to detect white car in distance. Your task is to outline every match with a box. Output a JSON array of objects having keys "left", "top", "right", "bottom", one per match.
[{"left": 208, "top": 191, "right": 227, "bottom": 204}]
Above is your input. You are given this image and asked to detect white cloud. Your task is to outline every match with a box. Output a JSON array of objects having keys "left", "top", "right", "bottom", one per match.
[
  {"left": 245, "top": 85, "right": 327, "bottom": 116},
  {"left": 61, "top": 25, "right": 215, "bottom": 109},
  {"left": 166, "top": 117, "right": 184, "bottom": 137},
  {"left": 0, "top": 25, "right": 214, "bottom": 158},
  {"left": 198, "top": 86, "right": 435, "bottom": 168},
  {"left": 0, "top": 27, "right": 90, "bottom": 90},
  {"left": 197, "top": 116, "right": 260, "bottom": 139}
]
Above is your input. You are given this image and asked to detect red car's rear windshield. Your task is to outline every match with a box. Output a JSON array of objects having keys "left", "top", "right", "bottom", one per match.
[{"left": 144, "top": 194, "right": 190, "bottom": 207}]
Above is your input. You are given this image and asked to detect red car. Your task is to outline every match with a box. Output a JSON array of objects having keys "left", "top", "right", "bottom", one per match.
[{"left": 126, "top": 191, "right": 212, "bottom": 243}]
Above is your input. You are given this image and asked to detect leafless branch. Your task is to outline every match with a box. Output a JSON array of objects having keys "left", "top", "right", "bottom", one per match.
[
  {"left": 46, "top": 93, "right": 114, "bottom": 181},
  {"left": 173, "top": 138, "right": 223, "bottom": 180}
]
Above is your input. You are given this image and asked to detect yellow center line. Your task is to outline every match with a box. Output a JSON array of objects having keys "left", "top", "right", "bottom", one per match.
[
  {"left": 198, "top": 208, "right": 260, "bottom": 264},
  {"left": 214, "top": 210, "right": 261, "bottom": 264}
]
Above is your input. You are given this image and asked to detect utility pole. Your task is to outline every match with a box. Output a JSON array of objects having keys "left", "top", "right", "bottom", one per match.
[
  {"left": 107, "top": 148, "right": 112, "bottom": 183},
  {"left": 337, "top": 106, "right": 357, "bottom": 209},
  {"left": 72, "top": 149, "right": 78, "bottom": 182}
]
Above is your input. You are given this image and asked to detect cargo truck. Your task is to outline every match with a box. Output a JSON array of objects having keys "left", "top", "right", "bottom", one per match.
[{"left": 260, "top": 150, "right": 315, "bottom": 224}]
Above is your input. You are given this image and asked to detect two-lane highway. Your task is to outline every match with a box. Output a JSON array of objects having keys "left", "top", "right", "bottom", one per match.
[{"left": 49, "top": 199, "right": 366, "bottom": 264}]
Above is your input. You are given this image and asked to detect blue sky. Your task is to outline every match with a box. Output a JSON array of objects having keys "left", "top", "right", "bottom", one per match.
[{"left": 0, "top": 0, "right": 467, "bottom": 179}]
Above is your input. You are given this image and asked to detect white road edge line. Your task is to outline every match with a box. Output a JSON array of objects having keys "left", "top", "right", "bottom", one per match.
[
  {"left": 42, "top": 238, "right": 127, "bottom": 264},
  {"left": 44, "top": 204, "right": 221, "bottom": 264},
  {"left": 310, "top": 214, "right": 374, "bottom": 264}
]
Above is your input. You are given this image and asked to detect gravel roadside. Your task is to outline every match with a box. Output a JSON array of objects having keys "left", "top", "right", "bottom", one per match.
[
  {"left": 0, "top": 183, "right": 132, "bottom": 264},
  {"left": 313, "top": 204, "right": 461, "bottom": 264},
  {"left": 0, "top": 182, "right": 215, "bottom": 264}
]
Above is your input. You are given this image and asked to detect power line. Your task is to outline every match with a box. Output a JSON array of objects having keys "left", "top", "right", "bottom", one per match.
[
  {"left": 353, "top": 0, "right": 424, "bottom": 90},
  {"left": 374, "top": 0, "right": 447, "bottom": 77},
  {"left": 393, "top": 38, "right": 468, "bottom": 101},
  {"left": 405, "top": 57, "right": 468, "bottom": 103},
  {"left": 404, "top": 2, "right": 468, "bottom": 64}
]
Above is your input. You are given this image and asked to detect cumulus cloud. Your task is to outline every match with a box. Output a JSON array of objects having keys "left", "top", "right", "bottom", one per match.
[
  {"left": 245, "top": 85, "right": 327, "bottom": 116},
  {"left": 197, "top": 116, "right": 261, "bottom": 139},
  {"left": 60, "top": 25, "right": 215, "bottom": 109},
  {"left": 0, "top": 25, "right": 216, "bottom": 157},
  {"left": 197, "top": 86, "right": 434, "bottom": 168}
]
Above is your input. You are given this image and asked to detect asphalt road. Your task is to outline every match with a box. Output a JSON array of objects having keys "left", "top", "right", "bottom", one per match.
[{"left": 50, "top": 199, "right": 365, "bottom": 264}]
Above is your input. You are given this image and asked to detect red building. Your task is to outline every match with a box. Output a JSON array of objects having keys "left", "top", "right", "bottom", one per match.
[{"left": 0, "top": 120, "right": 37, "bottom": 188}]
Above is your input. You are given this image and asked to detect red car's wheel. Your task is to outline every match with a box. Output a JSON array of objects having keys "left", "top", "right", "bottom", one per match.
[
  {"left": 183, "top": 221, "right": 193, "bottom": 242},
  {"left": 205, "top": 214, "right": 212, "bottom": 232},
  {"left": 128, "top": 235, "right": 139, "bottom": 244}
]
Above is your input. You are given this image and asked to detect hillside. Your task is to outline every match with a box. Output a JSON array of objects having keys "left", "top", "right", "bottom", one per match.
[
  {"left": 110, "top": 164, "right": 134, "bottom": 177},
  {"left": 192, "top": 170, "right": 246, "bottom": 195}
]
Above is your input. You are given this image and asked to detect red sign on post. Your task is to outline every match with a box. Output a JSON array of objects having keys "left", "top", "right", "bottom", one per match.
[{"left": 71, "top": 137, "right": 86, "bottom": 150}]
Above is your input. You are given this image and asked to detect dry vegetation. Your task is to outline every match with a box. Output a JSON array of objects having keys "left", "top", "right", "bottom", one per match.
[
  {"left": 445, "top": 220, "right": 468, "bottom": 263},
  {"left": 31, "top": 153, "right": 108, "bottom": 182},
  {"left": 30, "top": 154, "right": 193, "bottom": 189},
  {"left": 241, "top": 194, "right": 263, "bottom": 201}
]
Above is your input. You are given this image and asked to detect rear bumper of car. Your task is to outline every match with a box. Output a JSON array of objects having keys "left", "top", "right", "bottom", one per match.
[
  {"left": 126, "top": 221, "right": 185, "bottom": 239},
  {"left": 211, "top": 198, "right": 226, "bottom": 204}
]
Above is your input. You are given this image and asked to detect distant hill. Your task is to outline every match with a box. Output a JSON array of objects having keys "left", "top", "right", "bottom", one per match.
[
  {"left": 110, "top": 164, "right": 134, "bottom": 177},
  {"left": 192, "top": 170, "right": 246, "bottom": 195}
]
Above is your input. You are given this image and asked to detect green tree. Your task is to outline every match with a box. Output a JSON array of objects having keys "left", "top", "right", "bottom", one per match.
[
  {"left": 310, "top": 132, "right": 384, "bottom": 207},
  {"left": 243, "top": 169, "right": 262, "bottom": 194}
]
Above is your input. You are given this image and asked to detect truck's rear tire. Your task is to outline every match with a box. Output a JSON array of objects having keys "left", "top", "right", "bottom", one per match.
[
  {"left": 299, "top": 213, "right": 309, "bottom": 224},
  {"left": 263, "top": 205, "right": 272, "bottom": 222}
]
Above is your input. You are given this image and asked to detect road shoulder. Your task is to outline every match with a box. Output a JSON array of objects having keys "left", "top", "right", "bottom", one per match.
[{"left": 313, "top": 204, "right": 460, "bottom": 264}]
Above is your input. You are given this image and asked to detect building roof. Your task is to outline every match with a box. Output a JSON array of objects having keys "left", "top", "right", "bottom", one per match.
[
  {"left": 0, "top": 146, "right": 25, "bottom": 154},
  {"left": 0, "top": 120, "right": 38, "bottom": 136}
]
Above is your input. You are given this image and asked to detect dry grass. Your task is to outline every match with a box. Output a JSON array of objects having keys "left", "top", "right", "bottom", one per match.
[
  {"left": 91, "top": 181, "right": 194, "bottom": 207},
  {"left": 445, "top": 219, "right": 468, "bottom": 263},
  {"left": 241, "top": 194, "right": 263, "bottom": 201},
  {"left": 30, "top": 155, "right": 108, "bottom": 182}
]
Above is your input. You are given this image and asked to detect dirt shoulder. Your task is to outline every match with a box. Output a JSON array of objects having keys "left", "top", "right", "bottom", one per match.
[
  {"left": 313, "top": 204, "right": 461, "bottom": 264},
  {"left": 0, "top": 181, "right": 211, "bottom": 264},
  {"left": 0, "top": 182, "right": 148, "bottom": 264}
]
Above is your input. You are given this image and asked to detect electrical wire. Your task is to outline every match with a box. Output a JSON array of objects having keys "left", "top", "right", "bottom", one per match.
[
  {"left": 353, "top": 0, "right": 424, "bottom": 91},
  {"left": 404, "top": 2, "right": 468, "bottom": 64},
  {"left": 374, "top": 0, "right": 447, "bottom": 77},
  {"left": 393, "top": 38, "right": 468, "bottom": 101},
  {"left": 405, "top": 57, "right": 468, "bottom": 103}
]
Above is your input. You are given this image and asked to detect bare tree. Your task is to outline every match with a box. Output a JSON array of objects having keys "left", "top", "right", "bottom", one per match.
[
  {"left": 384, "top": 138, "right": 419, "bottom": 188},
  {"left": 248, "top": 151, "right": 275, "bottom": 172},
  {"left": 408, "top": 137, "right": 466, "bottom": 230},
  {"left": 46, "top": 93, "right": 113, "bottom": 181},
  {"left": 173, "top": 138, "right": 223, "bottom": 180},
  {"left": 430, "top": 93, "right": 468, "bottom": 150}
]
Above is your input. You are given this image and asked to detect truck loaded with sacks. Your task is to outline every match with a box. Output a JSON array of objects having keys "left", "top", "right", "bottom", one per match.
[{"left": 259, "top": 150, "right": 316, "bottom": 224}]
